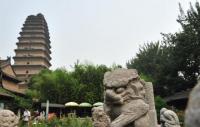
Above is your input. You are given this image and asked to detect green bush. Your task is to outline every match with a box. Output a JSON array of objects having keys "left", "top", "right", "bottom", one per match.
[
  {"left": 155, "top": 96, "right": 167, "bottom": 121},
  {"left": 175, "top": 109, "right": 184, "bottom": 126},
  {"left": 23, "top": 115, "right": 93, "bottom": 127},
  {"left": 59, "top": 115, "right": 92, "bottom": 127}
]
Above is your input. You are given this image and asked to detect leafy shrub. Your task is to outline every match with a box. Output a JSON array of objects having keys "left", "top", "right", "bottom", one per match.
[
  {"left": 155, "top": 96, "right": 167, "bottom": 121},
  {"left": 176, "top": 110, "right": 184, "bottom": 126},
  {"left": 24, "top": 115, "right": 93, "bottom": 127},
  {"left": 59, "top": 114, "right": 92, "bottom": 127}
]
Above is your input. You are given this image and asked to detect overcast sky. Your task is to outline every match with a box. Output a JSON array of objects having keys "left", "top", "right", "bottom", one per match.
[{"left": 0, "top": 0, "right": 195, "bottom": 70}]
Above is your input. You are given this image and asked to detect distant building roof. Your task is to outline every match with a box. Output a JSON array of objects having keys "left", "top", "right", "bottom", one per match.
[
  {"left": 0, "top": 57, "right": 11, "bottom": 68},
  {"left": 41, "top": 103, "right": 65, "bottom": 108},
  {"left": 164, "top": 90, "right": 190, "bottom": 102},
  {"left": 0, "top": 57, "right": 27, "bottom": 95},
  {"left": 0, "top": 88, "right": 14, "bottom": 98}
]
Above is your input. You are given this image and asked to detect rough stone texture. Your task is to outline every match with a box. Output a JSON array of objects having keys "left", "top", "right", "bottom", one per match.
[
  {"left": 92, "top": 106, "right": 110, "bottom": 127},
  {"left": 185, "top": 80, "right": 200, "bottom": 127},
  {"left": 0, "top": 109, "right": 19, "bottom": 127},
  {"left": 160, "top": 108, "right": 180, "bottom": 127},
  {"left": 145, "top": 82, "right": 158, "bottom": 127},
  {"left": 103, "top": 69, "right": 152, "bottom": 127}
]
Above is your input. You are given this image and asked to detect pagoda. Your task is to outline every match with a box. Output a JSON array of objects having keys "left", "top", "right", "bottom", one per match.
[{"left": 13, "top": 13, "right": 51, "bottom": 81}]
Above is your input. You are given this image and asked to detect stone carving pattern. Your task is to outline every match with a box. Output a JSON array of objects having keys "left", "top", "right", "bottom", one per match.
[
  {"left": 145, "top": 82, "right": 158, "bottom": 127},
  {"left": 103, "top": 69, "right": 151, "bottom": 127},
  {"left": 92, "top": 106, "right": 110, "bottom": 127},
  {"left": 160, "top": 108, "right": 180, "bottom": 127},
  {"left": 0, "top": 109, "right": 19, "bottom": 127},
  {"left": 185, "top": 79, "right": 200, "bottom": 127}
]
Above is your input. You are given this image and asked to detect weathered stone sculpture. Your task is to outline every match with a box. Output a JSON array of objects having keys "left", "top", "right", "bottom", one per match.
[
  {"left": 103, "top": 69, "right": 151, "bottom": 127},
  {"left": 0, "top": 109, "right": 19, "bottom": 127},
  {"left": 92, "top": 106, "right": 110, "bottom": 127},
  {"left": 160, "top": 108, "right": 180, "bottom": 127},
  {"left": 185, "top": 79, "right": 200, "bottom": 127},
  {"left": 145, "top": 82, "right": 158, "bottom": 127}
]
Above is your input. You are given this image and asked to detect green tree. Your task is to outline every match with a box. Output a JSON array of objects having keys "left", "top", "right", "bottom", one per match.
[
  {"left": 28, "top": 63, "right": 111, "bottom": 104},
  {"left": 127, "top": 42, "right": 164, "bottom": 83},
  {"left": 155, "top": 96, "right": 167, "bottom": 121},
  {"left": 167, "top": 2, "right": 200, "bottom": 89},
  {"left": 158, "top": 2, "right": 200, "bottom": 92},
  {"left": 71, "top": 62, "right": 110, "bottom": 103},
  {"left": 29, "top": 69, "right": 80, "bottom": 103},
  {"left": 127, "top": 42, "right": 172, "bottom": 96},
  {"left": 127, "top": 2, "right": 200, "bottom": 96}
]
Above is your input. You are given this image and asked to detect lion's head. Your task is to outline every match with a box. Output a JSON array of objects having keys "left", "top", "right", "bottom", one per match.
[{"left": 103, "top": 69, "right": 146, "bottom": 105}]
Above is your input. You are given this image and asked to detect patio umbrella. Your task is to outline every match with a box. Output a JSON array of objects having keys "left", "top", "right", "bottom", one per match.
[
  {"left": 79, "top": 102, "right": 92, "bottom": 117},
  {"left": 65, "top": 102, "right": 79, "bottom": 107},
  {"left": 79, "top": 102, "right": 92, "bottom": 107},
  {"left": 93, "top": 102, "right": 104, "bottom": 107},
  {"left": 65, "top": 102, "right": 79, "bottom": 115}
]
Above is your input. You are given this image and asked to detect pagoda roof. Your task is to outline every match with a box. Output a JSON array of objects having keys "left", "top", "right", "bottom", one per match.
[
  {"left": 0, "top": 88, "right": 14, "bottom": 98},
  {"left": 22, "top": 25, "right": 46, "bottom": 30},
  {"left": 2, "top": 71, "right": 21, "bottom": 83},
  {"left": 23, "top": 22, "right": 46, "bottom": 25},
  {"left": 0, "top": 63, "right": 26, "bottom": 95},
  {"left": 14, "top": 48, "right": 51, "bottom": 58},
  {"left": 1, "top": 82, "right": 26, "bottom": 95},
  {"left": 13, "top": 64, "right": 48, "bottom": 68},
  {"left": 16, "top": 42, "right": 51, "bottom": 49},
  {"left": 19, "top": 33, "right": 50, "bottom": 40},
  {"left": 20, "top": 34, "right": 50, "bottom": 39},
  {"left": 13, "top": 56, "right": 51, "bottom": 67},
  {"left": 27, "top": 13, "right": 45, "bottom": 19},
  {"left": 164, "top": 90, "right": 190, "bottom": 102},
  {"left": 24, "top": 20, "right": 46, "bottom": 24},
  {"left": 17, "top": 36, "right": 51, "bottom": 44},
  {"left": 20, "top": 31, "right": 46, "bottom": 35},
  {"left": 0, "top": 57, "right": 18, "bottom": 78},
  {"left": 24, "top": 22, "right": 44, "bottom": 26},
  {"left": 0, "top": 57, "right": 11, "bottom": 68}
]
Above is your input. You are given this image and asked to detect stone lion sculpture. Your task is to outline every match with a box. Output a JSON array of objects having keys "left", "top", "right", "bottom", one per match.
[
  {"left": 103, "top": 69, "right": 150, "bottom": 127},
  {"left": 92, "top": 106, "right": 110, "bottom": 127},
  {"left": 160, "top": 108, "right": 180, "bottom": 127},
  {"left": 185, "top": 79, "right": 200, "bottom": 127},
  {"left": 0, "top": 109, "right": 19, "bottom": 127}
]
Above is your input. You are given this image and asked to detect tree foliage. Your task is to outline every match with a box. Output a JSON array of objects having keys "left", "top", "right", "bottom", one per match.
[
  {"left": 28, "top": 63, "right": 110, "bottom": 104},
  {"left": 29, "top": 69, "right": 80, "bottom": 103},
  {"left": 127, "top": 41, "right": 169, "bottom": 83},
  {"left": 170, "top": 2, "right": 200, "bottom": 87},
  {"left": 127, "top": 2, "right": 200, "bottom": 96},
  {"left": 155, "top": 96, "right": 167, "bottom": 120},
  {"left": 127, "top": 42, "right": 173, "bottom": 95},
  {"left": 71, "top": 62, "right": 110, "bottom": 103}
]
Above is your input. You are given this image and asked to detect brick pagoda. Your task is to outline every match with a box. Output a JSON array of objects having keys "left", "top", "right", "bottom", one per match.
[{"left": 13, "top": 13, "right": 51, "bottom": 80}]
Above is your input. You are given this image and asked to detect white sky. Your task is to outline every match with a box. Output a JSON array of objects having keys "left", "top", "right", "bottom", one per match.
[{"left": 0, "top": 0, "right": 195, "bottom": 70}]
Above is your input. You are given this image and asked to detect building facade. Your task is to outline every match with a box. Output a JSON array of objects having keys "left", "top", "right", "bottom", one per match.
[
  {"left": 0, "top": 57, "right": 27, "bottom": 94},
  {"left": 0, "top": 57, "right": 27, "bottom": 110},
  {"left": 13, "top": 13, "right": 51, "bottom": 80}
]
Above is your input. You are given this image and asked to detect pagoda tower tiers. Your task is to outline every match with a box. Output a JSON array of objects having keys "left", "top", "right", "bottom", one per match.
[{"left": 13, "top": 13, "right": 51, "bottom": 80}]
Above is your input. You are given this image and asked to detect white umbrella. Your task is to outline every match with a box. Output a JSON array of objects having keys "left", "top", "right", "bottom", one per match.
[
  {"left": 93, "top": 102, "right": 104, "bottom": 107},
  {"left": 65, "top": 102, "right": 79, "bottom": 107},
  {"left": 79, "top": 102, "right": 92, "bottom": 107}
]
